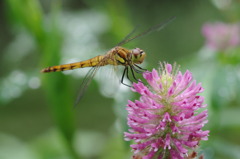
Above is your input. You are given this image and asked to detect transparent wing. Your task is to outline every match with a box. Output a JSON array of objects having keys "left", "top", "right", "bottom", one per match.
[
  {"left": 117, "top": 16, "right": 176, "bottom": 46},
  {"left": 97, "top": 64, "right": 122, "bottom": 98},
  {"left": 74, "top": 55, "right": 110, "bottom": 106},
  {"left": 116, "top": 25, "right": 139, "bottom": 46}
]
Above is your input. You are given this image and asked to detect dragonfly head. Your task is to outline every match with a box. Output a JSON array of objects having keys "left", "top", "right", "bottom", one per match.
[{"left": 131, "top": 48, "right": 146, "bottom": 64}]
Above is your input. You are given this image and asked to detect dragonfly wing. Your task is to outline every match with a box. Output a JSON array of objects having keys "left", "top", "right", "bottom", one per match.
[
  {"left": 94, "top": 64, "right": 119, "bottom": 97},
  {"left": 117, "top": 16, "right": 176, "bottom": 46},
  {"left": 74, "top": 55, "right": 110, "bottom": 106},
  {"left": 116, "top": 25, "right": 139, "bottom": 46},
  {"left": 74, "top": 67, "right": 98, "bottom": 106}
]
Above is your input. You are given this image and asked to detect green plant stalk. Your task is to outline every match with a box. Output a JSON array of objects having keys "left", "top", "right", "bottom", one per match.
[{"left": 5, "top": 0, "right": 79, "bottom": 158}]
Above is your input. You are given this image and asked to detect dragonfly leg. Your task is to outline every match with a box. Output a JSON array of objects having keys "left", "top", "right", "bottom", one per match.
[
  {"left": 130, "top": 66, "right": 141, "bottom": 82},
  {"left": 134, "top": 64, "right": 147, "bottom": 71},
  {"left": 130, "top": 65, "right": 146, "bottom": 85},
  {"left": 125, "top": 66, "right": 131, "bottom": 82},
  {"left": 121, "top": 67, "right": 132, "bottom": 87},
  {"left": 131, "top": 65, "right": 144, "bottom": 74}
]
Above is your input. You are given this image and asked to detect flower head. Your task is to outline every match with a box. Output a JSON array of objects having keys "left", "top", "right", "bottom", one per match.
[
  {"left": 202, "top": 22, "right": 240, "bottom": 51},
  {"left": 125, "top": 63, "right": 209, "bottom": 159}
]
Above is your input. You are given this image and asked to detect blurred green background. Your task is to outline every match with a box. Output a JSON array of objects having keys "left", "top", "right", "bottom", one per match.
[{"left": 1, "top": 0, "right": 240, "bottom": 159}]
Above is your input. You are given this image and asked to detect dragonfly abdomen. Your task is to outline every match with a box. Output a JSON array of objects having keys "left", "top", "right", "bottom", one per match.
[{"left": 41, "top": 55, "right": 106, "bottom": 73}]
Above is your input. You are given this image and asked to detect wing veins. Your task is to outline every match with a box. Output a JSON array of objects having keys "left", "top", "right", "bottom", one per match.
[
  {"left": 116, "top": 25, "right": 139, "bottom": 46},
  {"left": 74, "top": 55, "right": 111, "bottom": 106},
  {"left": 117, "top": 16, "right": 176, "bottom": 46}
]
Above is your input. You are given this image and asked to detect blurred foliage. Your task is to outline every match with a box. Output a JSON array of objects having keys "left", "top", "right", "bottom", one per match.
[{"left": 0, "top": 0, "right": 240, "bottom": 159}]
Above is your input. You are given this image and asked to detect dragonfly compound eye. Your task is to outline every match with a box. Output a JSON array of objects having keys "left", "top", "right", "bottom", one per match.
[
  {"left": 132, "top": 48, "right": 141, "bottom": 54},
  {"left": 131, "top": 48, "right": 146, "bottom": 64}
]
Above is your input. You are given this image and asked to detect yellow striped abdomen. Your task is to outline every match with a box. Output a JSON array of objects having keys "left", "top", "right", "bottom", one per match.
[{"left": 41, "top": 55, "right": 107, "bottom": 73}]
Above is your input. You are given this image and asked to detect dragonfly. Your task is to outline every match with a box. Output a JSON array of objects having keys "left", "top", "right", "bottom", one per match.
[{"left": 41, "top": 16, "right": 175, "bottom": 104}]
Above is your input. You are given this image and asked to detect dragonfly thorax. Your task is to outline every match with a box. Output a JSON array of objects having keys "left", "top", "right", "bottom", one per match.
[
  {"left": 131, "top": 48, "right": 146, "bottom": 64},
  {"left": 113, "top": 47, "right": 146, "bottom": 66}
]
